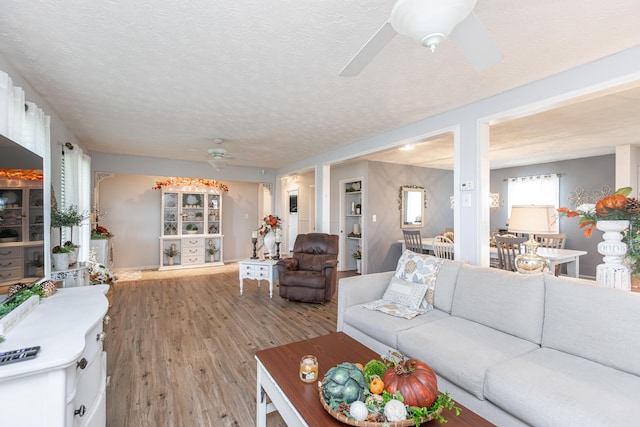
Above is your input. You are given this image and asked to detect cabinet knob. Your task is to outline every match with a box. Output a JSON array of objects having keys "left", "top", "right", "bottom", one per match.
[
  {"left": 77, "top": 357, "right": 88, "bottom": 370},
  {"left": 96, "top": 331, "right": 107, "bottom": 342},
  {"left": 104, "top": 315, "right": 111, "bottom": 325},
  {"left": 74, "top": 405, "right": 87, "bottom": 417}
]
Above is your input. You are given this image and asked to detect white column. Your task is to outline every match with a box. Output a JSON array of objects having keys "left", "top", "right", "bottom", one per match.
[
  {"left": 454, "top": 120, "right": 491, "bottom": 267},
  {"left": 315, "top": 163, "right": 330, "bottom": 232},
  {"left": 616, "top": 144, "right": 639, "bottom": 198}
]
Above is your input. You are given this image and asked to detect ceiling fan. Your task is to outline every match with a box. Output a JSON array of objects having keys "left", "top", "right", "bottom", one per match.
[
  {"left": 339, "top": 0, "right": 503, "bottom": 77},
  {"left": 207, "top": 138, "right": 250, "bottom": 170}
]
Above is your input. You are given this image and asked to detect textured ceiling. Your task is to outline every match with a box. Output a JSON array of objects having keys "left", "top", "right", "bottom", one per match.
[{"left": 0, "top": 1, "right": 639, "bottom": 170}]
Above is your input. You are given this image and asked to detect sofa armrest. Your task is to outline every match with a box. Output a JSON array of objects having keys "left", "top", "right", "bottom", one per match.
[{"left": 337, "top": 271, "right": 394, "bottom": 331}]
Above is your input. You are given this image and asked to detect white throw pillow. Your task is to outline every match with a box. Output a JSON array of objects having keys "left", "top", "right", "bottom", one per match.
[
  {"left": 364, "top": 299, "right": 427, "bottom": 320},
  {"left": 394, "top": 250, "right": 443, "bottom": 310},
  {"left": 382, "top": 276, "right": 429, "bottom": 310}
]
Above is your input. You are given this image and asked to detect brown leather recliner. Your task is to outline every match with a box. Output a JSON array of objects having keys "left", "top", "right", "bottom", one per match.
[{"left": 276, "top": 233, "right": 339, "bottom": 303}]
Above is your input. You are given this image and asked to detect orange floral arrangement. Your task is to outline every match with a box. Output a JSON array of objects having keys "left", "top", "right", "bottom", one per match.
[
  {"left": 259, "top": 214, "right": 281, "bottom": 236},
  {"left": 152, "top": 177, "right": 228, "bottom": 192},
  {"left": 557, "top": 187, "right": 635, "bottom": 238}
]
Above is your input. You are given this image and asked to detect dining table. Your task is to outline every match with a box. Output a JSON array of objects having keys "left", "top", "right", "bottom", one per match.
[{"left": 400, "top": 237, "right": 588, "bottom": 278}]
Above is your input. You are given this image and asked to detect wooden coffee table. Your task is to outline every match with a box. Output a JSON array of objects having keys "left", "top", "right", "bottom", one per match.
[{"left": 255, "top": 332, "right": 494, "bottom": 426}]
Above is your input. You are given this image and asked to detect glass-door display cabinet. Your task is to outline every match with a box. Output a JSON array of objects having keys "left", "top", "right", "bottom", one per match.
[
  {"left": 0, "top": 181, "right": 45, "bottom": 286},
  {"left": 159, "top": 186, "right": 224, "bottom": 270}
]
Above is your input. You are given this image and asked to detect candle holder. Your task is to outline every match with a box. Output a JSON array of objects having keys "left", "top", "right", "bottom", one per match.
[
  {"left": 274, "top": 242, "right": 281, "bottom": 260},
  {"left": 251, "top": 238, "right": 258, "bottom": 259}
]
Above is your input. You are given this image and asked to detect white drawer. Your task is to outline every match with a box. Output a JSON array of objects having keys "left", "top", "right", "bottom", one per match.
[
  {"left": 182, "top": 246, "right": 204, "bottom": 256},
  {"left": 182, "top": 237, "right": 204, "bottom": 247},
  {"left": 68, "top": 351, "right": 106, "bottom": 427},
  {"left": 183, "top": 255, "right": 205, "bottom": 264},
  {"left": 82, "top": 320, "right": 105, "bottom": 369},
  {"left": 0, "top": 267, "right": 22, "bottom": 281},
  {"left": 0, "top": 247, "right": 22, "bottom": 260},
  {"left": 242, "top": 265, "right": 272, "bottom": 278}
]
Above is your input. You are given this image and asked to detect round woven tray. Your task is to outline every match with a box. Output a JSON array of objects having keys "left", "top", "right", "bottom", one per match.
[{"left": 318, "top": 385, "right": 441, "bottom": 426}]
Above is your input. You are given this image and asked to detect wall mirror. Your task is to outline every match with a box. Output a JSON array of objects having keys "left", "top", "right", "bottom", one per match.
[{"left": 400, "top": 186, "right": 425, "bottom": 229}]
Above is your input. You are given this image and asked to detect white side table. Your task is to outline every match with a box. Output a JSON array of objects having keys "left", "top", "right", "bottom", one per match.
[{"left": 239, "top": 259, "right": 279, "bottom": 298}]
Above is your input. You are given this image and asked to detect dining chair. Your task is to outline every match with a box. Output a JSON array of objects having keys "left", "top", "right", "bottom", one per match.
[
  {"left": 432, "top": 235, "right": 454, "bottom": 260},
  {"left": 402, "top": 230, "right": 427, "bottom": 254},
  {"left": 534, "top": 233, "right": 567, "bottom": 249},
  {"left": 494, "top": 235, "right": 528, "bottom": 272}
]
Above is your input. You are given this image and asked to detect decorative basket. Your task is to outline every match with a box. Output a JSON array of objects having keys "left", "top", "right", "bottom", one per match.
[{"left": 318, "top": 385, "right": 441, "bottom": 427}]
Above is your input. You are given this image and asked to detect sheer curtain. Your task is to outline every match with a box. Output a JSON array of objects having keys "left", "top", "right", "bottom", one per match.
[
  {"left": 62, "top": 145, "right": 92, "bottom": 262},
  {"left": 0, "top": 70, "right": 49, "bottom": 157},
  {"left": 507, "top": 174, "right": 560, "bottom": 232}
]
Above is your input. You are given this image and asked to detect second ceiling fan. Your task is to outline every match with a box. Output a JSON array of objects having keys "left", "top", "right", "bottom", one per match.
[{"left": 339, "top": 0, "right": 503, "bottom": 77}]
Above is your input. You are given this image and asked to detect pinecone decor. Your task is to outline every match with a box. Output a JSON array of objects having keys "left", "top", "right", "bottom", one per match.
[
  {"left": 626, "top": 197, "right": 640, "bottom": 217},
  {"left": 39, "top": 280, "right": 57, "bottom": 297},
  {"left": 7, "top": 282, "right": 28, "bottom": 298}
]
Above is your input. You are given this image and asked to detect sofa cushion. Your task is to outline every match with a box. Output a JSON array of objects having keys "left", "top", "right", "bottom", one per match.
[
  {"left": 451, "top": 264, "right": 545, "bottom": 344},
  {"left": 543, "top": 274, "right": 640, "bottom": 377},
  {"left": 485, "top": 348, "right": 640, "bottom": 426},
  {"left": 343, "top": 303, "right": 450, "bottom": 349},
  {"left": 432, "top": 259, "right": 463, "bottom": 313},
  {"left": 397, "top": 316, "right": 539, "bottom": 400}
]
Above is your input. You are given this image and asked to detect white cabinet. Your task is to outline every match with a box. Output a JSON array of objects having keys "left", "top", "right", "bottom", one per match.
[
  {"left": 90, "top": 237, "right": 114, "bottom": 269},
  {"left": 0, "top": 184, "right": 45, "bottom": 287},
  {"left": 159, "top": 186, "right": 224, "bottom": 270},
  {"left": 0, "top": 285, "right": 110, "bottom": 427}
]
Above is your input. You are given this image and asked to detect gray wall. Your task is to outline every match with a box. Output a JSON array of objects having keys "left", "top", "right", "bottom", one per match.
[
  {"left": 367, "top": 161, "right": 453, "bottom": 273},
  {"left": 490, "top": 154, "right": 615, "bottom": 278}
]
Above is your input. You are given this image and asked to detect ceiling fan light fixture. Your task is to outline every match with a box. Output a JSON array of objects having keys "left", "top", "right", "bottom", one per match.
[
  {"left": 208, "top": 158, "right": 227, "bottom": 170},
  {"left": 391, "top": 0, "right": 477, "bottom": 51}
]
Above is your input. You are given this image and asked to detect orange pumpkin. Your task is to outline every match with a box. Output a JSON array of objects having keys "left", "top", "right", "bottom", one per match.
[{"left": 382, "top": 358, "right": 438, "bottom": 408}]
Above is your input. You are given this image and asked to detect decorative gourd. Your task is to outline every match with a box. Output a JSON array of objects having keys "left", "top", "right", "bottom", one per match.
[
  {"left": 383, "top": 399, "right": 407, "bottom": 421},
  {"left": 322, "top": 362, "right": 367, "bottom": 405},
  {"left": 349, "top": 400, "right": 368, "bottom": 421},
  {"left": 369, "top": 377, "right": 384, "bottom": 394},
  {"left": 382, "top": 357, "right": 438, "bottom": 408}
]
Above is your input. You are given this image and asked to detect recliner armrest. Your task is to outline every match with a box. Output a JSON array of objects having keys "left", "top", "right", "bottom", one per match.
[
  {"left": 277, "top": 257, "right": 298, "bottom": 272},
  {"left": 321, "top": 259, "right": 338, "bottom": 272}
]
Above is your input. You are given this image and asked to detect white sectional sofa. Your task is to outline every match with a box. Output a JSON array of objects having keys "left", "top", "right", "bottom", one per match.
[{"left": 337, "top": 257, "right": 640, "bottom": 426}]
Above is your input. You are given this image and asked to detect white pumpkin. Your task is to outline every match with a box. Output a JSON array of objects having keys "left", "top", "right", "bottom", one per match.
[
  {"left": 384, "top": 399, "right": 407, "bottom": 422},
  {"left": 349, "top": 400, "right": 368, "bottom": 421}
]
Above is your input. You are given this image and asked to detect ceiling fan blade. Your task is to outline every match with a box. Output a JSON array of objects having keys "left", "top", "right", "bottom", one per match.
[
  {"left": 339, "top": 21, "right": 396, "bottom": 77},
  {"left": 450, "top": 11, "right": 503, "bottom": 72}
]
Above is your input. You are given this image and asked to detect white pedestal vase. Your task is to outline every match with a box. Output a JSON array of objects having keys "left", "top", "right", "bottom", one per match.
[
  {"left": 356, "top": 259, "right": 361, "bottom": 274},
  {"left": 262, "top": 232, "right": 276, "bottom": 257},
  {"left": 596, "top": 220, "right": 631, "bottom": 290}
]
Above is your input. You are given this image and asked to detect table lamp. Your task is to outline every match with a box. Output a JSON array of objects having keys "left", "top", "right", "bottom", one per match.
[{"left": 508, "top": 205, "right": 555, "bottom": 274}]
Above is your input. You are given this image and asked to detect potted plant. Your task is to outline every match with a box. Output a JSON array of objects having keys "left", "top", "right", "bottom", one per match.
[
  {"left": 186, "top": 224, "right": 199, "bottom": 234},
  {"left": 27, "top": 254, "right": 45, "bottom": 277},
  {"left": 206, "top": 245, "right": 219, "bottom": 262},
  {"left": 51, "top": 245, "right": 73, "bottom": 270},
  {"left": 51, "top": 205, "right": 88, "bottom": 263},
  {"left": 163, "top": 245, "right": 180, "bottom": 265},
  {"left": 353, "top": 245, "right": 362, "bottom": 274}
]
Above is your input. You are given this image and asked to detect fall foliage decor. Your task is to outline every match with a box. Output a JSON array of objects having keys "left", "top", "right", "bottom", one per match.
[{"left": 558, "top": 187, "right": 637, "bottom": 238}]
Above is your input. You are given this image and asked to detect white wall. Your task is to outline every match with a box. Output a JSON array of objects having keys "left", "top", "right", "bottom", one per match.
[{"left": 97, "top": 173, "right": 261, "bottom": 270}]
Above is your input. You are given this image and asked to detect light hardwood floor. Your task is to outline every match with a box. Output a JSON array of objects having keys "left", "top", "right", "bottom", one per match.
[{"left": 105, "top": 263, "right": 356, "bottom": 427}]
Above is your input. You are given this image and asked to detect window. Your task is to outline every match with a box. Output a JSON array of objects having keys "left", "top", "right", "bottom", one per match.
[{"left": 507, "top": 174, "right": 559, "bottom": 232}]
